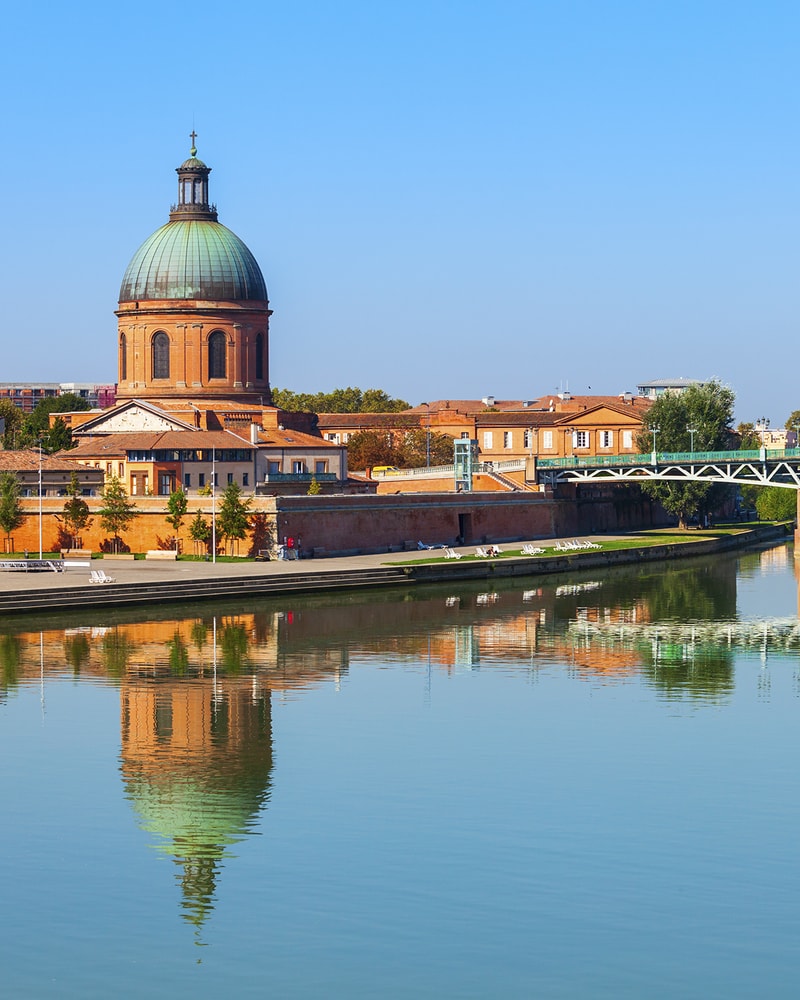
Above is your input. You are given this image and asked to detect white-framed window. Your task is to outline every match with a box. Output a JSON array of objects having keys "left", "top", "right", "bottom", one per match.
[
  {"left": 315, "top": 460, "right": 327, "bottom": 473},
  {"left": 523, "top": 429, "right": 533, "bottom": 450},
  {"left": 503, "top": 431, "right": 513, "bottom": 449},
  {"left": 542, "top": 430, "right": 553, "bottom": 450},
  {"left": 483, "top": 431, "right": 493, "bottom": 450},
  {"left": 622, "top": 430, "right": 633, "bottom": 449},
  {"left": 293, "top": 460, "right": 305, "bottom": 474},
  {"left": 599, "top": 431, "right": 613, "bottom": 449},
  {"left": 574, "top": 431, "right": 589, "bottom": 449},
  {"left": 326, "top": 433, "right": 340, "bottom": 444}
]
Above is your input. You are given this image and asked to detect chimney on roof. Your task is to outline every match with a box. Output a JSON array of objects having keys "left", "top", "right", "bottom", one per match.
[
  {"left": 481, "top": 395, "right": 495, "bottom": 407},
  {"left": 250, "top": 422, "right": 260, "bottom": 445}
]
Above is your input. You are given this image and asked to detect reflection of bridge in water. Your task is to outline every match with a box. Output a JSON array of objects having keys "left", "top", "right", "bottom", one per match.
[{"left": 567, "top": 617, "right": 800, "bottom": 657}]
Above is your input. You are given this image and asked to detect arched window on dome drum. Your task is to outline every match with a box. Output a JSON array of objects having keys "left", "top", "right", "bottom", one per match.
[
  {"left": 152, "top": 332, "right": 170, "bottom": 380},
  {"left": 255, "top": 333, "right": 264, "bottom": 380},
  {"left": 120, "top": 333, "right": 127, "bottom": 381},
  {"left": 208, "top": 331, "right": 227, "bottom": 379}
]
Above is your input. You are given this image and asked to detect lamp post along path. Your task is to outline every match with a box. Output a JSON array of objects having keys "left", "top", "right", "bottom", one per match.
[{"left": 38, "top": 440, "right": 43, "bottom": 559}]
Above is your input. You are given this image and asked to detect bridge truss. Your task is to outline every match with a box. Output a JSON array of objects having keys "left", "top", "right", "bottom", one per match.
[{"left": 537, "top": 449, "right": 800, "bottom": 490}]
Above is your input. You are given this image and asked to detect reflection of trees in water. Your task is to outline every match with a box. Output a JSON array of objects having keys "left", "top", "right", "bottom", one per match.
[
  {"left": 220, "top": 622, "right": 250, "bottom": 674},
  {"left": 64, "top": 633, "right": 90, "bottom": 675},
  {"left": 640, "top": 645, "right": 735, "bottom": 701},
  {"left": 101, "top": 629, "right": 134, "bottom": 679},
  {"left": 0, "top": 632, "right": 22, "bottom": 691},
  {"left": 167, "top": 632, "right": 189, "bottom": 676},
  {"left": 189, "top": 620, "right": 207, "bottom": 652}
]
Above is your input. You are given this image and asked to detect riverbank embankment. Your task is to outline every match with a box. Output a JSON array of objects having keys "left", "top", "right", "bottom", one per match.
[{"left": 0, "top": 524, "right": 790, "bottom": 618}]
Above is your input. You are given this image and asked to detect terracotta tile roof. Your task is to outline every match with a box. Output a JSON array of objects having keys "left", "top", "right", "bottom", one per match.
[
  {"left": 473, "top": 411, "right": 564, "bottom": 427},
  {"left": 254, "top": 427, "right": 341, "bottom": 449},
  {"left": 65, "top": 430, "right": 252, "bottom": 458},
  {"left": 0, "top": 449, "right": 88, "bottom": 472},
  {"left": 531, "top": 394, "right": 651, "bottom": 414}
]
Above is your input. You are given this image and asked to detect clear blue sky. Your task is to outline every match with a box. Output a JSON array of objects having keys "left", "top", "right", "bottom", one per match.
[{"left": 1, "top": 1, "right": 797, "bottom": 423}]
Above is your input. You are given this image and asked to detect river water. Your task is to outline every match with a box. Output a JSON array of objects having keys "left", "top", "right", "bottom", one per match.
[{"left": 1, "top": 543, "right": 799, "bottom": 998}]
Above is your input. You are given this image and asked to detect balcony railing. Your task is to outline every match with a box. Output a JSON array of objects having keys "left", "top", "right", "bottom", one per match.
[{"left": 263, "top": 471, "right": 338, "bottom": 483}]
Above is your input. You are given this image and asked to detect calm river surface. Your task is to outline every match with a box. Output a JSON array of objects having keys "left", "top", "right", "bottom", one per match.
[{"left": 2, "top": 543, "right": 800, "bottom": 998}]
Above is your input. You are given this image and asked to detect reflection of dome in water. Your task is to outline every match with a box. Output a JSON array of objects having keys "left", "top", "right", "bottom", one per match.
[{"left": 120, "top": 679, "right": 273, "bottom": 932}]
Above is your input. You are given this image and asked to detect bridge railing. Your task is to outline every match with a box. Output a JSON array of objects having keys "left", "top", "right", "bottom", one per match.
[{"left": 537, "top": 448, "right": 800, "bottom": 470}]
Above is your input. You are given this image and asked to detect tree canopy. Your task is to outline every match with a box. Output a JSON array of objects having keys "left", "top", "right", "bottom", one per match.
[
  {"left": 217, "top": 481, "right": 252, "bottom": 554},
  {"left": 346, "top": 429, "right": 455, "bottom": 470},
  {"left": 14, "top": 394, "right": 92, "bottom": 453},
  {"left": 97, "top": 476, "right": 139, "bottom": 552},
  {"left": 636, "top": 380, "right": 736, "bottom": 527},
  {"left": 0, "top": 473, "right": 25, "bottom": 544},
  {"left": 60, "top": 472, "right": 92, "bottom": 548},
  {"left": 271, "top": 386, "right": 410, "bottom": 413}
]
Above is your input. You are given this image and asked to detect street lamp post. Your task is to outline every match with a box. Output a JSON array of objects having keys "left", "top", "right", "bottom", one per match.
[
  {"left": 651, "top": 427, "right": 659, "bottom": 464},
  {"left": 687, "top": 427, "right": 697, "bottom": 453},
  {"left": 38, "top": 440, "right": 43, "bottom": 559},
  {"left": 422, "top": 402, "right": 431, "bottom": 467},
  {"left": 211, "top": 447, "right": 216, "bottom": 565}
]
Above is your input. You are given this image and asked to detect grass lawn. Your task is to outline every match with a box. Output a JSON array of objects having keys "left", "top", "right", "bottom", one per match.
[{"left": 385, "top": 523, "right": 782, "bottom": 566}]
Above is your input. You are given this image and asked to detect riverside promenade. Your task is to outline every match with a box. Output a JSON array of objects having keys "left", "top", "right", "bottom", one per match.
[{"left": 0, "top": 525, "right": 790, "bottom": 618}]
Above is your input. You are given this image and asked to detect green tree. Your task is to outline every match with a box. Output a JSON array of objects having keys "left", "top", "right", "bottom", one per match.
[
  {"left": 189, "top": 511, "right": 212, "bottom": 554},
  {"left": 307, "top": 476, "right": 321, "bottom": 495},
  {"left": 755, "top": 487, "right": 796, "bottom": 522},
  {"left": 44, "top": 417, "right": 74, "bottom": 454},
  {"left": 98, "top": 475, "right": 139, "bottom": 553},
  {"left": 0, "top": 400, "right": 23, "bottom": 449},
  {"left": 18, "top": 393, "right": 91, "bottom": 450},
  {"left": 271, "top": 386, "right": 409, "bottom": 413},
  {"left": 60, "top": 471, "right": 92, "bottom": 548},
  {"left": 398, "top": 429, "right": 455, "bottom": 467},
  {"left": 345, "top": 430, "right": 397, "bottom": 469},
  {"left": 217, "top": 481, "right": 252, "bottom": 554},
  {"left": 735, "top": 422, "right": 761, "bottom": 450},
  {"left": 785, "top": 410, "right": 800, "bottom": 433},
  {"left": 165, "top": 488, "right": 189, "bottom": 550},
  {"left": 637, "top": 380, "right": 736, "bottom": 528},
  {"left": 0, "top": 473, "right": 25, "bottom": 550}
]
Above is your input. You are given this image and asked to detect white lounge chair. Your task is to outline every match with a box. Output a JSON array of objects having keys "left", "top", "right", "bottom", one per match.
[
  {"left": 475, "top": 546, "right": 489, "bottom": 558},
  {"left": 444, "top": 548, "right": 462, "bottom": 560}
]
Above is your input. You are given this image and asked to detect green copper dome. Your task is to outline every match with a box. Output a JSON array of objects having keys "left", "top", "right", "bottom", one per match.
[
  {"left": 119, "top": 220, "right": 268, "bottom": 302},
  {"left": 119, "top": 141, "right": 268, "bottom": 303}
]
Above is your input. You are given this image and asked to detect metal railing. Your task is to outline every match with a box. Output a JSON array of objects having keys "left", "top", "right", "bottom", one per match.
[
  {"left": 537, "top": 448, "right": 800, "bottom": 470},
  {"left": 263, "top": 472, "right": 339, "bottom": 483}
]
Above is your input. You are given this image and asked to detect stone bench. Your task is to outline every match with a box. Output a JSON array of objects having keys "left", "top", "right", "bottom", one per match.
[
  {"left": 61, "top": 549, "right": 92, "bottom": 560},
  {"left": 145, "top": 550, "right": 178, "bottom": 561}
]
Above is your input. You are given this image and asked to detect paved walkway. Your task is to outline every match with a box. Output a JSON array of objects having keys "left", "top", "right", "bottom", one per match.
[{"left": 0, "top": 534, "right": 635, "bottom": 594}]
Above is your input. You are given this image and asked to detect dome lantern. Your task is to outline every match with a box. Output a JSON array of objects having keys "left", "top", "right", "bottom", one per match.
[{"left": 170, "top": 132, "right": 218, "bottom": 222}]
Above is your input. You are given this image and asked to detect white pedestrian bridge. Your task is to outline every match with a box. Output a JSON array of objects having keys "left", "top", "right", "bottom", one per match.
[{"left": 537, "top": 448, "right": 800, "bottom": 489}]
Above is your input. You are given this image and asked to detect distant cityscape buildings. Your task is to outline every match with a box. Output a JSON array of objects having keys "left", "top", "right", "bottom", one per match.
[{"left": 0, "top": 382, "right": 116, "bottom": 412}]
